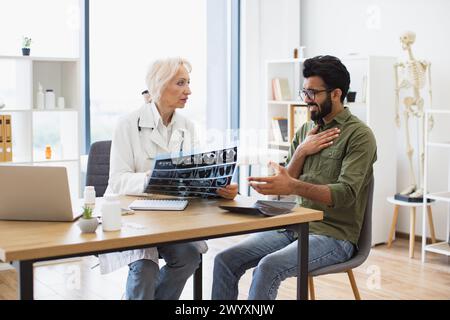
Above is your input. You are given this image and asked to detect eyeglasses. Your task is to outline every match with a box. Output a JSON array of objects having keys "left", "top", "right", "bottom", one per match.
[{"left": 299, "top": 88, "right": 334, "bottom": 101}]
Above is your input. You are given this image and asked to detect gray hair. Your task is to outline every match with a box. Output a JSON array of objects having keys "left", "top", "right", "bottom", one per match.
[{"left": 145, "top": 57, "right": 192, "bottom": 103}]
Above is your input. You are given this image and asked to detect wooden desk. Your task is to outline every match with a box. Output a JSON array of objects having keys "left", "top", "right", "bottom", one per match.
[{"left": 0, "top": 195, "right": 322, "bottom": 300}]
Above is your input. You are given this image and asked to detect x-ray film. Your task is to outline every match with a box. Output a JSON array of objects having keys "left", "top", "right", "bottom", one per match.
[{"left": 145, "top": 147, "right": 237, "bottom": 198}]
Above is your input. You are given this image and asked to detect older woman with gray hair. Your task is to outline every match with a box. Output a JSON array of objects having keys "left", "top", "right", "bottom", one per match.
[{"left": 101, "top": 57, "right": 238, "bottom": 300}]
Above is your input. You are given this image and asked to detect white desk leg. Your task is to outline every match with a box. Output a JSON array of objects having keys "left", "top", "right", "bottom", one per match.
[
  {"left": 427, "top": 206, "right": 437, "bottom": 244},
  {"left": 409, "top": 207, "right": 416, "bottom": 258}
]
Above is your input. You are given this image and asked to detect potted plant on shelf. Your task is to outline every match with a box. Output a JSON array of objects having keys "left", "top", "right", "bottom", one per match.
[
  {"left": 77, "top": 206, "right": 98, "bottom": 233},
  {"left": 22, "top": 36, "right": 32, "bottom": 56}
]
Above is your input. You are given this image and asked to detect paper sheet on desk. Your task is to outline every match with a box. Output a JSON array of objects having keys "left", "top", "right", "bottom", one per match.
[{"left": 124, "top": 222, "right": 146, "bottom": 229}]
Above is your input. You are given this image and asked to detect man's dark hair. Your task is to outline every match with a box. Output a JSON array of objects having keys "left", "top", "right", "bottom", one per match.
[{"left": 303, "top": 55, "right": 350, "bottom": 103}]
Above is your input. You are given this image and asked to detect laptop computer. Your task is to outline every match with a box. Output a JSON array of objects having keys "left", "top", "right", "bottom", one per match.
[{"left": 0, "top": 166, "right": 82, "bottom": 222}]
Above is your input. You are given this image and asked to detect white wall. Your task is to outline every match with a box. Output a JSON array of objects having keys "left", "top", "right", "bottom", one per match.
[
  {"left": 240, "top": 0, "right": 300, "bottom": 176},
  {"left": 300, "top": 0, "right": 450, "bottom": 240},
  {"left": 0, "top": 0, "right": 80, "bottom": 57},
  {"left": 241, "top": 0, "right": 300, "bottom": 131}
]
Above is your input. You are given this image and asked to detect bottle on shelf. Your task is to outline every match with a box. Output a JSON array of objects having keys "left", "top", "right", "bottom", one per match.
[
  {"left": 45, "top": 89, "right": 55, "bottom": 109},
  {"left": 36, "top": 83, "right": 44, "bottom": 109},
  {"left": 57, "top": 96, "right": 65, "bottom": 109},
  {"left": 45, "top": 145, "right": 52, "bottom": 159}
]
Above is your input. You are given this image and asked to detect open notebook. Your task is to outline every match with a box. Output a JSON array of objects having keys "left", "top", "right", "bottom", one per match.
[
  {"left": 219, "top": 200, "right": 296, "bottom": 216},
  {"left": 128, "top": 199, "right": 188, "bottom": 211}
]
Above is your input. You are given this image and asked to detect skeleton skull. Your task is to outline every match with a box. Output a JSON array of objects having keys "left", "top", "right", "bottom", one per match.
[{"left": 400, "top": 31, "right": 416, "bottom": 50}]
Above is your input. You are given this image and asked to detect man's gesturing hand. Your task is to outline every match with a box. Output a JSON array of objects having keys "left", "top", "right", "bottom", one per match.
[{"left": 248, "top": 162, "right": 296, "bottom": 195}]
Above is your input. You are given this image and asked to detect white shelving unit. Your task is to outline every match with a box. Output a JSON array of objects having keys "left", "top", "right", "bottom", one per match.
[
  {"left": 0, "top": 55, "right": 81, "bottom": 199},
  {"left": 342, "top": 56, "right": 397, "bottom": 245},
  {"left": 343, "top": 56, "right": 398, "bottom": 246},
  {"left": 265, "top": 56, "right": 398, "bottom": 246},
  {"left": 422, "top": 109, "right": 450, "bottom": 262}
]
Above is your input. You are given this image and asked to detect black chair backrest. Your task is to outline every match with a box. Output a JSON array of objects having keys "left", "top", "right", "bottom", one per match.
[{"left": 85, "top": 140, "right": 112, "bottom": 197}]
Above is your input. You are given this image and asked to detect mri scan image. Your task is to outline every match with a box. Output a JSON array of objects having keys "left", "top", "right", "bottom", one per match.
[{"left": 146, "top": 147, "right": 237, "bottom": 198}]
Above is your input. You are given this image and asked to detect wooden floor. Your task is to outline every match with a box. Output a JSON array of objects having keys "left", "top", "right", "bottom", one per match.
[{"left": 0, "top": 237, "right": 449, "bottom": 300}]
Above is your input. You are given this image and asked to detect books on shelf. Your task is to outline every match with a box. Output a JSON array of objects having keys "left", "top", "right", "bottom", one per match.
[
  {"left": 271, "top": 78, "right": 291, "bottom": 101},
  {"left": 272, "top": 117, "right": 288, "bottom": 143},
  {"left": 0, "top": 114, "right": 12, "bottom": 162},
  {"left": 289, "top": 105, "right": 310, "bottom": 142},
  {"left": 294, "top": 107, "right": 310, "bottom": 131}
]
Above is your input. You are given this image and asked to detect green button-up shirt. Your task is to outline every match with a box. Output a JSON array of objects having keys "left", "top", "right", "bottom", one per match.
[{"left": 286, "top": 107, "right": 377, "bottom": 245}]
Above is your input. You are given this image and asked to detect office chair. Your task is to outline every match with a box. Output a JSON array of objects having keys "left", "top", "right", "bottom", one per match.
[
  {"left": 86, "top": 140, "right": 112, "bottom": 197},
  {"left": 308, "top": 177, "right": 374, "bottom": 300}
]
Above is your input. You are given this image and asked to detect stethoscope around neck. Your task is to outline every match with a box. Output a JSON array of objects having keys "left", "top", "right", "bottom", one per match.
[
  {"left": 137, "top": 116, "right": 185, "bottom": 154},
  {"left": 137, "top": 117, "right": 146, "bottom": 132}
]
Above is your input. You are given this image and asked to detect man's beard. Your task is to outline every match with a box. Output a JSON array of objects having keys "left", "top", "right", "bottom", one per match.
[{"left": 308, "top": 93, "right": 333, "bottom": 125}]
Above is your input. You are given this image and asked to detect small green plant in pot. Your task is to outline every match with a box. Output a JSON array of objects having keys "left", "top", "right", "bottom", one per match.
[
  {"left": 22, "top": 36, "right": 32, "bottom": 56},
  {"left": 77, "top": 206, "right": 99, "bottom": 233}
]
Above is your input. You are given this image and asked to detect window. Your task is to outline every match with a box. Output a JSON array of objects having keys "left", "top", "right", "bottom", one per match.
[{"left": 89, "top": 0, "right": 207, "bottom": 143}]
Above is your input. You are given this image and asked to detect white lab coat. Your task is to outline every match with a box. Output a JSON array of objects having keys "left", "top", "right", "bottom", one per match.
[{"left": 99, "top": 102, "right": 207, "bottom": 274}]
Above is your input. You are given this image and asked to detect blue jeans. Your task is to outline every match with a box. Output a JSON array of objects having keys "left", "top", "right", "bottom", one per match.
[
  {"left": 212, "top": 230, "right": 355, "bottom": 300},
  {"left": 126, "top": 242, "right": 201, "bottom": 300}
]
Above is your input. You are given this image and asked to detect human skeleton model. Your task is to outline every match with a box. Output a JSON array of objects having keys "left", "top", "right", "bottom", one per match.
[{"left": 394, "top": 31, "right": 433, "bottom": 198}]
